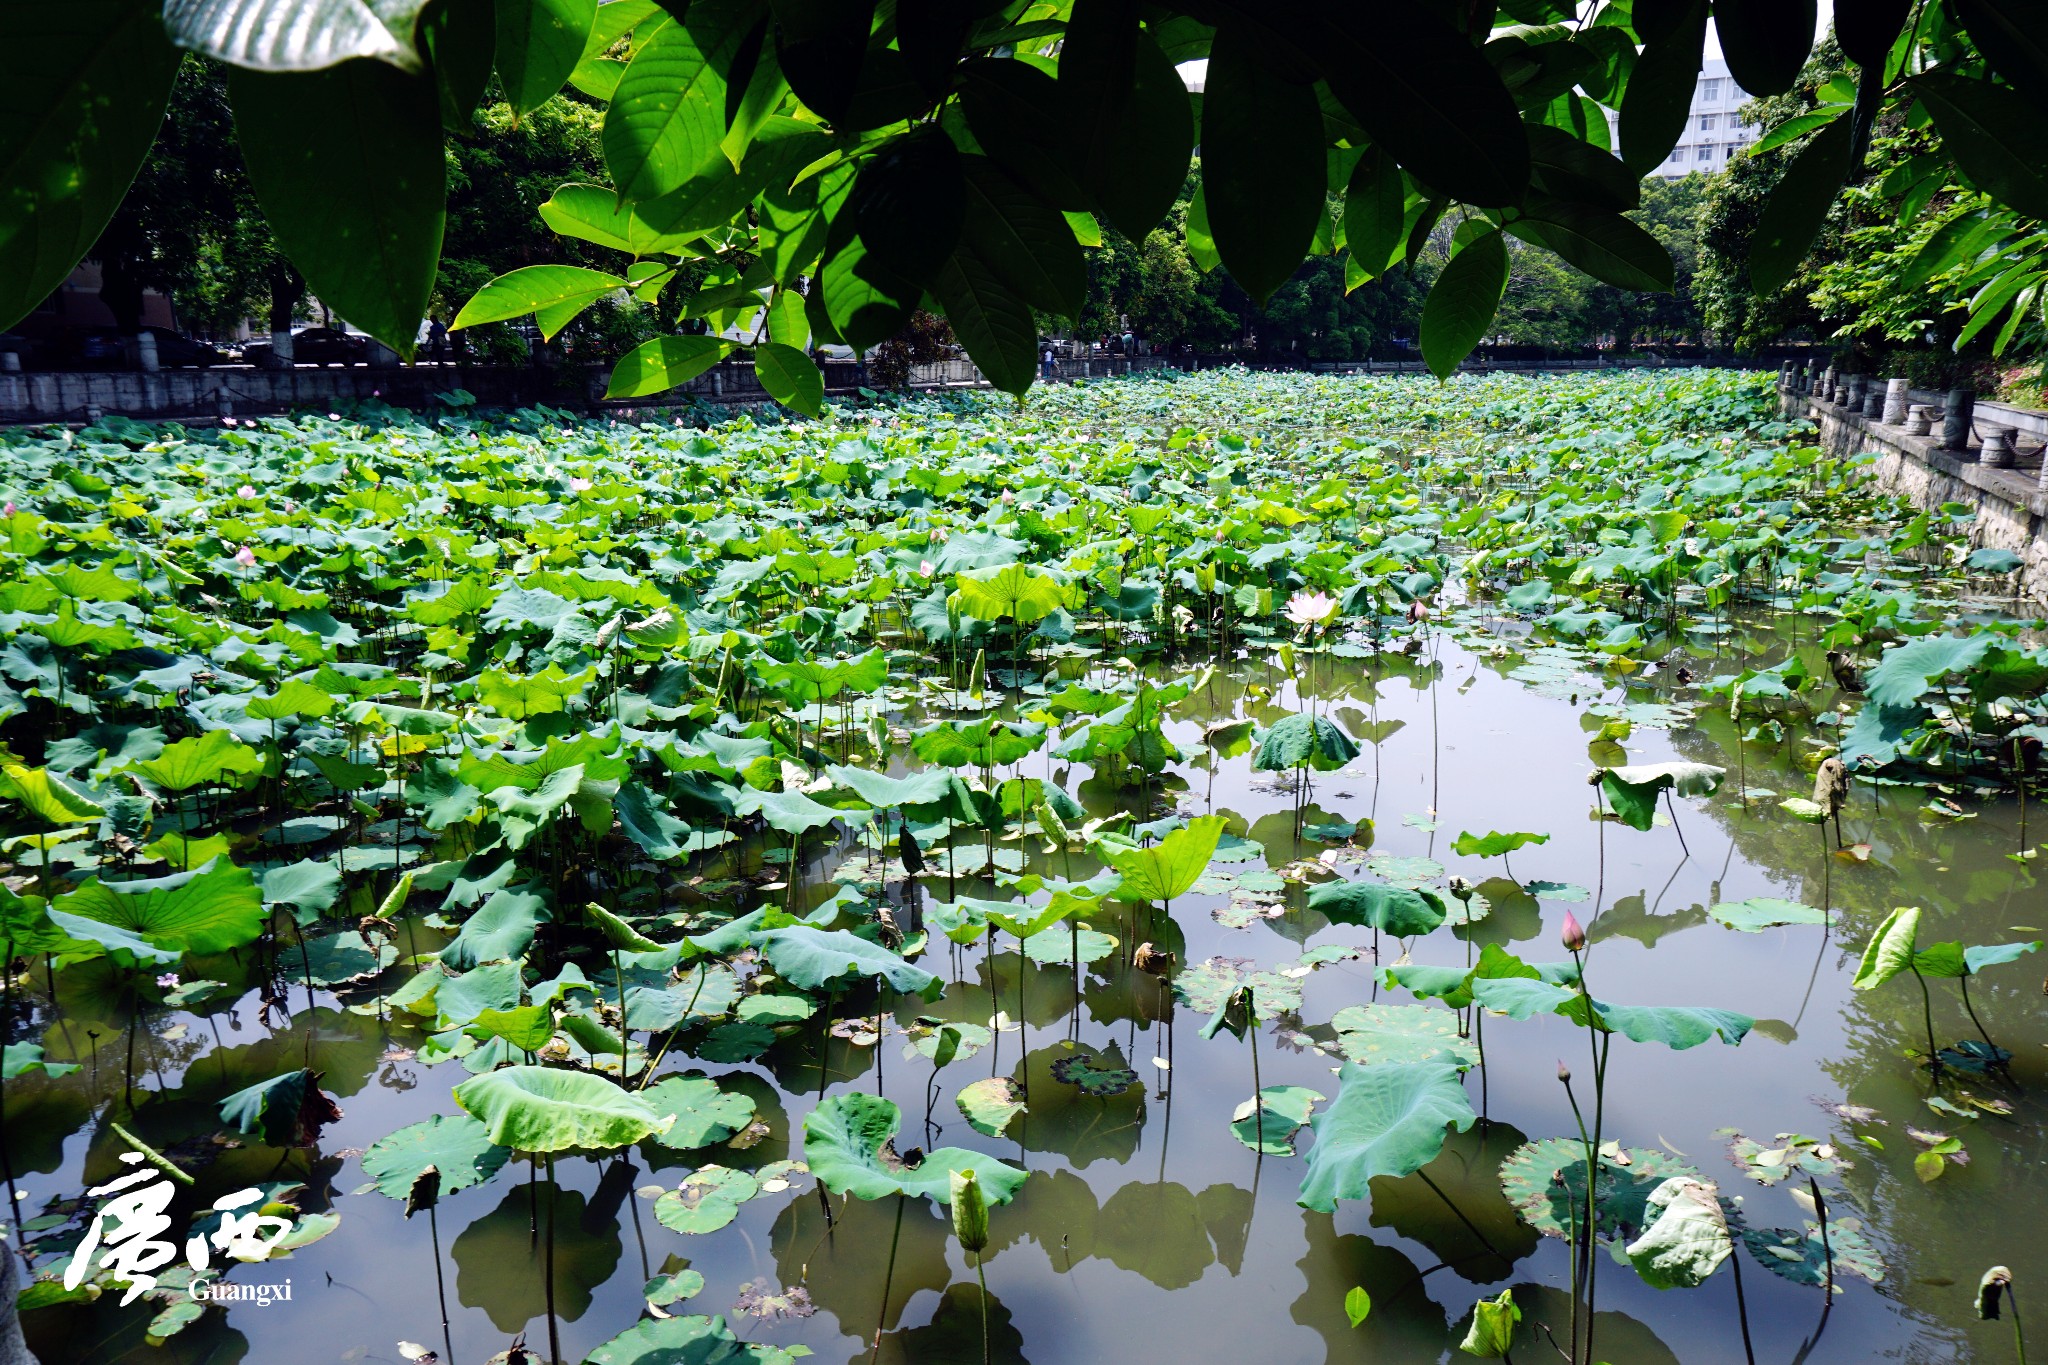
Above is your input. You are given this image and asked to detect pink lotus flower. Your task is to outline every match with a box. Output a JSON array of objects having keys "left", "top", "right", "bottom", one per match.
[
  {"left": 570, "top": 477, "right": 592, "bottom": 492},
  {"left": 156, "top": 973, "right": 179, "bottom": 989},
  {"left": 1560, "top": 909, "right": 1587, "bottom": 953},
  {"left": 3, "top": 503, "right": 14, "bottom": 517},
  {"left": 919, "top": 560, "right": 936, "bottom": 578},
  {"left": 1000, "top": 490, "right": 1015, "bottom": 504},
  {"left": 235, "top": 545, "right": 257, "bottom": 568},
  {"left": 1284, "top": 590, "right": 1339, "bottom": 629},
  {"left": 237, "top": 485, "right": 256, "bottom": 499}
]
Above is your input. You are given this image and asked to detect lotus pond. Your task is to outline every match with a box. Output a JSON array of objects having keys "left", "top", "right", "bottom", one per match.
[{"left": 2, "top": 368, "right": 2045, "bottom": 1365}]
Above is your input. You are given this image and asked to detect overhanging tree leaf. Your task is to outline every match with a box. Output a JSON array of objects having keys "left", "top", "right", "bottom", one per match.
[
  {"left": 1713, "top": 0, "right": 1814, "bottom": 96},
  {"left": 1912, "top": 69, "right": 2048, "bottom": 223},
  {"left": 932, "top": 243, "right": 1036, "bottom": 397},
  {"left": 0, "top": 1, "right": 181, "bottom": 333},
  {"left": 1059, "top": 0, "right": 1194, "bottom": 239},
  {"left": 1508, "top": 198, "right": 1674, "bottom": 291},
  {"left": 496, "top": 0, "right": 597, "bottom": 117},
  {"left": 163, "top": 0, "right": 430, "bottom": 72},
  {"left": 453, "top": 264, "right": 624, "bottom": 339},
  {"left": 1421, "top": 227, "right": 1508, "bottom": 380},
  {"left": 605, "top": 335, "right": 733, "bottom": 398},
  {"left": 1747, "top": 113, "right": 1853, "bottom": 295},
  {"left": 753, "top": 341, "right": 824, "bottom": 416},
  {"left": 1619, "top": 0, "right": 1709, "bottom": 172},
  {"left": 1203, "top": 22, "right": 1325, "bottom": 305},
  {"left": 959, "top": 156, "right": 1085, "bottom": 317},
  {"left": 229, "top": 58, "right": 444, "bottom": 353},
  {"left": 1297, "top": 1061, "right": 1477, "bottom": 1212}
]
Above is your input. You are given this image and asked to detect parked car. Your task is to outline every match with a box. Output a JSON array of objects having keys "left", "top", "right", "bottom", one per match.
[{"left": 241, "top": 327, "right": 367, "bottom": 368}]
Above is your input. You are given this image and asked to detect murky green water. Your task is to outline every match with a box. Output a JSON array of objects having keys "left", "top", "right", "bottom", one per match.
[{"left": 15, "top": 612, "right": 2042, "bottom": 1365}]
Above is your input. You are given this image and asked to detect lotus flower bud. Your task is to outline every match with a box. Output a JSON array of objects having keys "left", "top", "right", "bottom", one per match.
[
  {"left": 1556, "top": 1061, "right": 1571, "bottom": 1084},
  {"left": 1560, "top": 909, "right": 1587, "bottom": 953},
  {"left": 950, "top": 1168, "right": 989, "bottom": 1253},
  {"left": 1447, "top": 875, "right": 1472, "bottom": 901},
  {"left": 234, "top": 544, "right": 257, "bottom": 568}
]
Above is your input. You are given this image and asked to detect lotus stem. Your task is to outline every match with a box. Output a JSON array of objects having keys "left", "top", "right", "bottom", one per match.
[
  {"left": 1910, "top": 962, "right": 1942, "bottom": 1077},
  {"left": 545, "top": 1152, "right": 562, "bottom": 1365},
  {"left": 1730, "top": 1231, "right": 1757, "bottom": 1365},
  {"left": 109, "top": 1121, "right": 193, "bottom": 1187},
  {"left": 1956, "top": 973, "right": 2005, "bottom": 1071},
  {"left": 429, "top": 1201, "right": 455, "bottom": 1365},
  {"left": 1811, "top": 1174, "right": 1834, "bottom": 1333},
  {"left": 870, "top": 1193, "right": 905, "bottom": 1365}
]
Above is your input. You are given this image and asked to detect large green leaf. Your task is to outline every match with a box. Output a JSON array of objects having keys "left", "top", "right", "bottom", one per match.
[
  {"left": 1913, "top": 70, "right": 2048, "bottom": 222},
  {"left": 0, "top": 1, "right": 181, "bottom": 333},
  {"left": 1296, "top": 1061, "right": 1477, "bottom": 1213},
  {"left": 802, "top": 1092, "right": 1028, "bottom": 1204},
  {"left": 360, "top": 1113, "right": 512, "bottom": 1198},
  {"left": 603, "top": 14, "right": 725, "bottom": 202},
  {"left": 1421, "top": 227, "right": 1508, "bottom": 379},
  {"left": 1852, "top": 906, "right": 1921, "bottom": 990},
  {"left": 732, "top": 786, "right": 867, "bottom": 835},
  {"left": 1202, "top": 22, "right": 1325, "bottom": 305},
  {"left": 641, "top": 1074, "right": 757, "bottom": 1149},
  {"left": 1059, "top": 0, "right": 1194, "bottom": 239},
  {"left": 959, "top": 156, "right": 1085, "bottom": 317},
  {"left": 453, "top": 264, "right": 624, "bottom": 339},
  {"left": 1599, "top": 761, "right": 1725, "bottom": 832},
  {"left": 162, "top": 0, "right": 429, "bottom": 71},
  {"left": 951, "top": 563, "right": 1067, "bottom": 623},
  {"left": 538, "top": 183, "right": 694, "bottom": 255},
  {"left": 54, "top": 857, "right": 266, "bottom": 955},
  {"left": 220, "top": 1068, "right": 331, "bottom": 1146},
  {"left": 752, "top": 926, "right": 942, "bottom": 1000},
  {"left": 605, "top": 335, "right": 734, "bottom": 398},
  {"left": 1580, "top": 999, "right": 1752, "bottom": 1050},
  {"left": 1252, "top": 712, "right": 1361, "bottom": 772},
  {"left": 1343, "top": 149, "right": 1408, "bottom": 279},
  {"left": 1103, "top": 813, "right": 1226, "bottom": 904},
  {"left": 753, "top": 341, "right": 824, "bottom": 417},
  {"left": 496, "top": 0, "right": 596, "bottom": 116},
  {"left": 1747, "top": 114, "right": 1852, "bottom": 295},
  {"left": 1508, "top": 197, "right": 1674, "bottom": 291},
  {"left": 1863, "top": 633, "right": 1994, "bottom": 708},
  {"left": 439, "top": 886, "right": 549, "bottom": 970},
  {"left": 1713, "top": 0, "right": 1814, "bottom": 96},
  {"left": 452, "top": 1064, "right": 673, "bottom": 1151},
  {"left": 1307, "top": 880, "right": 1448, "bottom": 937},
  {"left": 229, "top": 58, "right": 444, "bottom": 353},
  {"left": 2, "top": 764, "right": 105, "bottom": 824},
  {"left": 1329, "top": 1003, "right": 1479, "bottom": 1069},
  {"left": 933, "top": 242, "right": 1036, "bottom": 396},
  {"left": 959, "top": 57, "right": 1087, "bottom": 209},
  {"left": 126, "top": 729, "right": 264, "bottom": 793}
]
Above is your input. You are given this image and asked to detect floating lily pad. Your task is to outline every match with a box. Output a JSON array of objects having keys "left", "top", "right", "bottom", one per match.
[
  {"left": 697, "top": 1021, "right": 777, "bottom": 1063},
  {"left": 957, "top": 1076, "right": 1028, "bottom": 1137},
  {"left": 1050, "top": 1052, "right": 1139, "bottom": 1097},
  {"left": 1741, "top": 1222, "right": 1886, "bottom": 1287},
  {"left": 1365, "top": 854, "right": 1443, "bottom": 888},
  {"left": 642, "top": 1075, "right": 757, "bottom": 1151},
  {"left": 1710, "top": 899, "right": 1829, "bottom": 932},
  {"left": 654, "top": 1165, "right": 759, "bottom": 1234},
  {"left": 1230, "top": 1084, "right": 1324, "bottom": 1155},
  {"left": 1500, "top": 1138, "right": 1701, "bottom": 1243},
  {"left": 1523, "top": 880, "right": 1590, "bottom": 902},
  {"left": 1022, "top": 925, "right": 1118, "bottom": 965}
]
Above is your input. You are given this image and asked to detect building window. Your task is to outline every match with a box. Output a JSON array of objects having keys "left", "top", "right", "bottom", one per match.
[
  {"left": 1701, "top": 77, "right": 1723, "bottom": 99},
  {"left": 1697, "top": 146, "right": 1713, "bottom": 161},
  {"left": 1700, "top": 113, "right": 1717, "bottom": 131}
]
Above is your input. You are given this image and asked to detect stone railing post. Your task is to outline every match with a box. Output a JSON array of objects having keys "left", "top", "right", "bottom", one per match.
[
  {"left": 1980, "top": 425, "right": 2014, "bottom": 468},
  {"left": 1845, "top": 374, "right": 1866, "bottom": 408},
  {"left": 136, "top": 330, "right": 160, "bottom": 373},
  {"left": 1942, "top": 388, "right": 1974, "bottom": 451},
  {"left": 1861, "top": 389, "right": 1883, "bottom": 419},
  {"left": 1905, "top": 405, "right": 1934, "bottom": 437},
  {"left": 1882, "top": 377, "right": 1909, "bottom": 424}
]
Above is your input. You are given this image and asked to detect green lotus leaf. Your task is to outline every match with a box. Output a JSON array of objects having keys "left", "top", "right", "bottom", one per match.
[
  {"left": 53, "top": 857, "right": 265, "bottom": 956},
  {"left": 451, "top": 1064, "right": 673, "bottom": 1152},
  {"left": 1102, "top": 813, "right": 1226, "bottom": 904},
  {"left": 957, "top": 1076, "right": 1028, "bottom": 1138},
  {"left": 3, "top": 1042, "right": 81, "bottom": 1080},
  {"left": 1851, "top": 906, "right": 1921, "bottom": 991},
  {"left": 752, "top": 926, "right": 942, "bottom": 1000},
  {"left": 1450, "top": 829, "right": 1549, "bottom": 859},
  {"left": 654, "top": 1165, "right": 758, "bottom": 1234},
  {"left": 1050, "top": 1052, "right": 1140, "bottom": 1096},
  {"left": 1740, "top": 1221, "right": 1886, "bottom": 1287},
  {"left": 440, "top": 886, "right": 550, "bottom": 970},
  {"left": 802, "top": 1091, "right": 1028, "bottom": 1205},
  {"left": 642, "top": 1074, "right": 758, "bottom": 1150},
  {"left": 1308, "top": 879, "right": 1447, "bottom": 937},
  {"left": 1297, "top": 1061, "right": 1477, "bottom": 1213},
  {"left": 1330, "top": 1003, "right": 1480, "bottom": 1069},
  {"left": 360, "top": 1113, "right": 512, "bottom": 1199},
  {"left": 1230, "top": 1084, "right": 1324, "bottom": 1156},
  {"left": 1624, "top": 1177, "right": 1733, "bottom": 1289},
  {"left": 2, "top": 764, "right": 105, "bottom": 824},
  {"left": 1710, "top": 898, "right": 1829, "bottom": 932},
  {"left": 126, "top": 730, "right": 265, "bottom": 792},
  {"left": 1599, "top": 761, "right": 1725, "bottom": 832},
  {"left": 1251, "top": 712, "right": 1361, "bottom": 772}
]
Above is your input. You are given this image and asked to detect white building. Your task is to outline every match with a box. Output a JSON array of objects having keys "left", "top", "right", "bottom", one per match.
[{"left": 1646, "top": 58, "right": 1759, "bottom": 177}]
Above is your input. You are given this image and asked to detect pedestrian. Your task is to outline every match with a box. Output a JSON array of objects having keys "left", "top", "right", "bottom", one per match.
[
  {"left": 1041, "top": 341, "right": 1055, "bottom": 383},
  {"left": 427, "top": 315, "right": 449, "bottom": 362}
]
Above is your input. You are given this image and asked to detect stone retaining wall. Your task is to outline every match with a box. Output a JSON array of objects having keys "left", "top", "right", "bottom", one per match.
[{"left": 1784, "top": 385, "right": 2048, "bottom": 602}]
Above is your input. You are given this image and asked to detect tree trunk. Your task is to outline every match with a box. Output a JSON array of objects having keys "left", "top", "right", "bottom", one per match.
[{"left": 265, "top": 263, "right": 305, "bottom": 369}]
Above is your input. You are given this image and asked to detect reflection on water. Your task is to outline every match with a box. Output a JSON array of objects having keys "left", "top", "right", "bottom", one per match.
[{"left": 15, "top": 608, "right": 2048, "bottom": 1365}]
